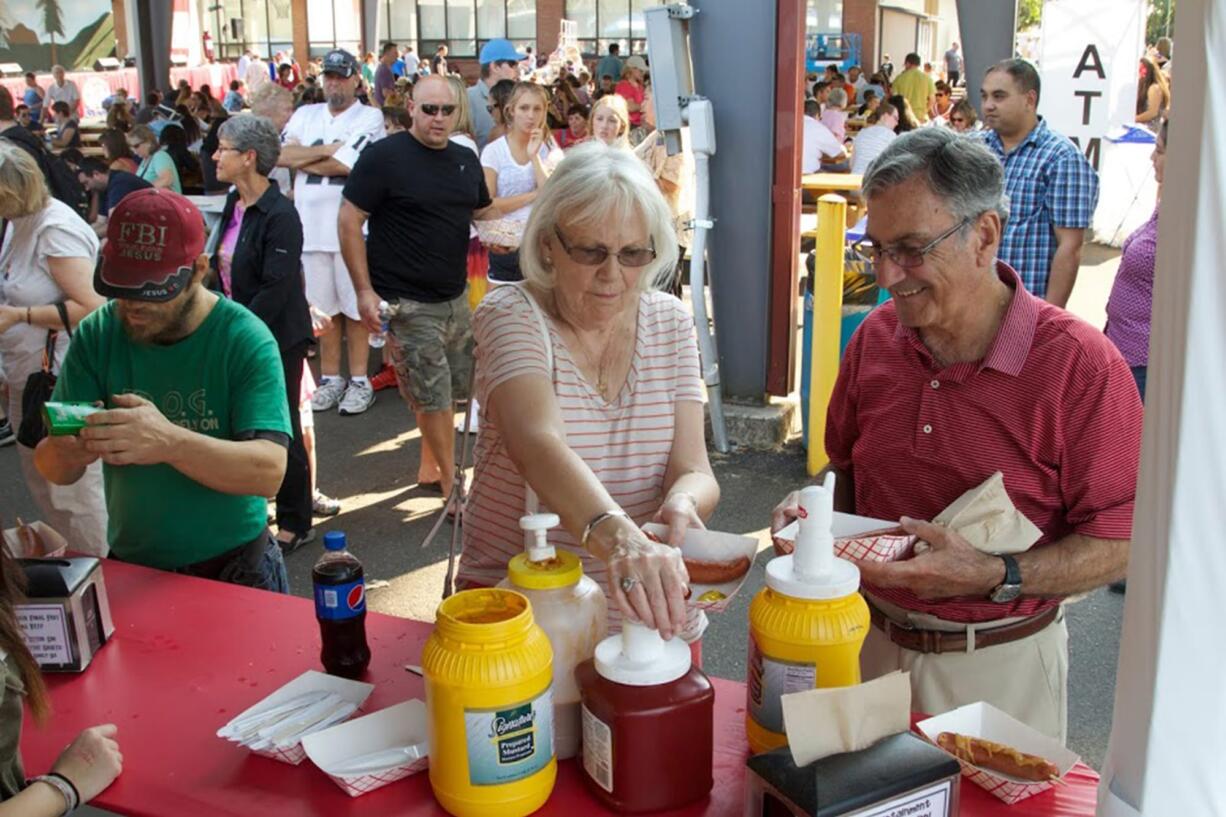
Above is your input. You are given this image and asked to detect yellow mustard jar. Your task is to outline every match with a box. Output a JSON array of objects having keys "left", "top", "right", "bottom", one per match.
[
  {"left": 423, "top": 588, "right": 557, "bottom": 817},
  {"left": 746, "top": 473, "right": 870, "bottom": 754}
]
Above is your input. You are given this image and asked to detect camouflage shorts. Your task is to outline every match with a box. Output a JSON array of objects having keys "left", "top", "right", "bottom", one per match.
[{"left": 384, "top": 292, "right": 474, "bottom": 413}]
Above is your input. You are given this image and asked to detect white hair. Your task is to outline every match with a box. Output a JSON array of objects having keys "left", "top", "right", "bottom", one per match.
[{"left": 520, "top": 141, "right": 678, "bottom": 293}]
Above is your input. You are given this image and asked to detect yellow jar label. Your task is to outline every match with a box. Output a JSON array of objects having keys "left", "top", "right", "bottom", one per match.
[
  {"left": 464, "top": 686, "right": 555, "bottom": 785},
  {"left": 747, "top": 635, "right": 816, "bottom": 734}
]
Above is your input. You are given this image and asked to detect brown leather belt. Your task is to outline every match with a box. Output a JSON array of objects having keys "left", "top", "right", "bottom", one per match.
[{"left": 868, "top": 601, "right": 1060, "bottom": 655}]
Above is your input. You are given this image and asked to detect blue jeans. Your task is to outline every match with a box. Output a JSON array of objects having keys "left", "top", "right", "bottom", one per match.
[
  {"left": 173, "top": 532, "right": 290, "bottom": 594},
  {"left": 1131, "top": 366, "right": 1147, "bottom": 403}
]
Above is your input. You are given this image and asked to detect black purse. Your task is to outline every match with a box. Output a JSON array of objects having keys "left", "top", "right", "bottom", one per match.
[{"left": 17, "top": 302, "right": 73, "bottom": 449}]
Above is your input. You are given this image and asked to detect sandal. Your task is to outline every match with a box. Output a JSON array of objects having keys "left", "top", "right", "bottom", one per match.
[
  {"left": 313, "top": 492, "right": 341, "bottom": 516},
  {"left": 277, "top": 528, "right": 317, "bottom": 555}
]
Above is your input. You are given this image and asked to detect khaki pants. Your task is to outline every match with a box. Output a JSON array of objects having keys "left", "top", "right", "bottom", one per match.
[{"left": 861, "top": 597, "right": 1069, "bottom": 744}]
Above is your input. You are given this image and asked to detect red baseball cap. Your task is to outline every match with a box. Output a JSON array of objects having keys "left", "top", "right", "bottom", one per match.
[{"left": 96, "top": 188, "right": 206, "bottom": 302}]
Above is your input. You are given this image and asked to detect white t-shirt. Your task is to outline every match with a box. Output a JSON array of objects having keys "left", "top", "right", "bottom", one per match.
[
  {"left": 851, "top": 124, "right": 897, "bottom": 175},
  {"left": 480, "top": 136, "right": 564, "bottom": 222},
  {"left": 0, "top": 199, "right": 99, "bottom": 363},
  {"left": 283, "top": 101, "right": 385, "bottom": 252},
  {"left": 45, "top": 80, "right": 80, "bottom": 112},
  {"left": 403, "top": 53, "right": 420, "bottom": 74},
  {"left": 802, "top": 115, "right": 843, "bottom": 174}
]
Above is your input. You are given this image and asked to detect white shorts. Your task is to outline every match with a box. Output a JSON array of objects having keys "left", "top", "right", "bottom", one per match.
[{"left": 302, "top": 251, "right": 359, "bottom": 321}]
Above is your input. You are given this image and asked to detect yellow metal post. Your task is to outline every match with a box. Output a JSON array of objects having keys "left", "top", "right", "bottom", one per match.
[{"left": 807, "top": 194, "right": 847, "bottom": 476}]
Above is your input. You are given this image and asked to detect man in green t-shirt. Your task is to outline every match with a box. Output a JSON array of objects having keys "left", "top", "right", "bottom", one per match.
[
  {"left": 34, "top": 189, "right": 293, "bottom": 591},
  {"left": 892, "top": 52, "right": 936, "bottom": 123}
]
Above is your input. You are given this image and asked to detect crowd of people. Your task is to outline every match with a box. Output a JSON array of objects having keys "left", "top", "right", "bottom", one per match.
[{"left": 0, "top": 34, "right": 1173, "bottom": 813}]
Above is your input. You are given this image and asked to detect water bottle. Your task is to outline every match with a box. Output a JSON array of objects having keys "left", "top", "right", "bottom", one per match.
[
  {"left": 312, "top": 531, "right": 371, "bottom": 679},
  {"left": 368, "top": 300, "right": 392, "bottom": 349}
]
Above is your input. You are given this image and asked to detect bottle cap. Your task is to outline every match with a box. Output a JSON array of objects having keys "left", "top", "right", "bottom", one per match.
[
  {"left": 594, "top": 621, "right": 690, "bottom": 686},
  {"left": 765, "top": 472, "right": 860, "bottom": 600},
  {"left": 323, "top": 531, "right": 347, "bottom": 551},
  {"left": 519, "top": 513, "right": 560, "bottom": 562}
]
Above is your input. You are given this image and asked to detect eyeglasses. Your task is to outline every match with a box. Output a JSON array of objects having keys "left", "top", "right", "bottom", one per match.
[
  {"left": 418, "top": 103, "right": 457, "bottom": 116},
  {"left": 851, "top": 217, "right": 972, "bottom": 269},
  {"left": 554, "top": 227, "right": 656, "bottom": 267}
]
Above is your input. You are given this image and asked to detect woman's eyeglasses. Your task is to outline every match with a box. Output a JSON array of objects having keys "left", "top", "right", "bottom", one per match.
[
  {"left": 554, "top": 227, "right": 656, "bottom": 268},
  {"left": 418, "top": 103, "right": 457, "bottom": 116}
]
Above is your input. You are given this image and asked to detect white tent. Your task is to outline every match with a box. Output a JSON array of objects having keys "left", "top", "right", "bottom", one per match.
[{"left": 1097, "top": 0, "right": 1225, "bottom": 812}]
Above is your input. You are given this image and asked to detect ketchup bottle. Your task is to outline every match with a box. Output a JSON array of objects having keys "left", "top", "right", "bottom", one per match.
[{"left": 575, "top": 623, "right": 714, "bottom": 813}]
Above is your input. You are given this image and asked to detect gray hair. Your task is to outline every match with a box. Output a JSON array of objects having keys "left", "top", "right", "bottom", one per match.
[
  {"left": 827, "top": 87, "right": 847, "bottom": 108},
  {"left": 520, "top": 141, "right": 678, "bottom": 293},
  {"left": 861, "top": 127, "right": 1010, "bottom": 226},
  {"left": 218, "top": 115, "right": 282, "bottom": 176}
]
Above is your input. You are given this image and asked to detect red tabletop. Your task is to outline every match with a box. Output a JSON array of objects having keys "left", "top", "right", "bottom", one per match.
[{"left": 21, "top": 560, "right": 1098, "bottom": 816}]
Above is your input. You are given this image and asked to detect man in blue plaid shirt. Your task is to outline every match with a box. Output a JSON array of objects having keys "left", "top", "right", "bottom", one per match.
[{"left": 976, "top": 59, "right": 1098, "bottom": 306}]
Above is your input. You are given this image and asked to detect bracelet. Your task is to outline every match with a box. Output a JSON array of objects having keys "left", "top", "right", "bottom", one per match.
[
  {"left": 580, "top": 509, "right": 630, "bottom": 552},
  {"left": 28, "top": 773, "right": 78, "bottom": 815}
]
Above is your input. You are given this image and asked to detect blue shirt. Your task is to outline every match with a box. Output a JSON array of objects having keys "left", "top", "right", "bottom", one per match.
[
  {"left": 392, "top": 58, "right": 405, "bottom": 77},
  {"left": 223, "top": 90, "right": 244, "bottom": 112},
  {"left": 976, "top": 118, "right": 1099, "bottom": 298}
]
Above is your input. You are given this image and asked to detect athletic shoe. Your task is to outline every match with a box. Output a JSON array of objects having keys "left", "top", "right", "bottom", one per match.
[
  {"left": 0, "top": 419, "right": 14, "bottom": 448},
  {"left": 311, "top": 377, "right": 347, "bottom": 411},
  {"left": 337, "top": 380, "right": 375, "bottom": 416},
  {"left": 313, "top": 492, "right": 341, "bottom": 516},
  {"left": 370, "top": 364, "right": 398, "bottom": 392}
]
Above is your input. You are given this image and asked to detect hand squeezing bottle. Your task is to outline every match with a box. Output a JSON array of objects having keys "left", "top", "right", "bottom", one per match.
[{"left": 746, "top": 472, "right": 870, "bottom": 753}]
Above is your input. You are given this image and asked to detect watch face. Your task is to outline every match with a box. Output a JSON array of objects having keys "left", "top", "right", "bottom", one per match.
[{"left": 991, "top": 583, "right": 1022, "bottom": 603}]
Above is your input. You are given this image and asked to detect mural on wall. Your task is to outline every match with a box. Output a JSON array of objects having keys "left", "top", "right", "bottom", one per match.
[{"left": 0, "top": 0, "right": 116, "bottom": 72}]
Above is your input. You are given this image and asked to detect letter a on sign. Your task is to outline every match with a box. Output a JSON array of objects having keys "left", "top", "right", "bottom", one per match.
[{"left": 1073, "top": 44, "right": 1106, "bottom": 79}]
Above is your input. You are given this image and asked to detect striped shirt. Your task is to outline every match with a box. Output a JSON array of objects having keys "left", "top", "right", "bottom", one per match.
[
  {"left": 460, "top": 284, "right": 707, "bottom": 636},
  {"left": 976, "top": 118, "right": 1099, "bottom": 299},
  {"left": 827, "top": 262, "right": 1142, "bottom": 623}
]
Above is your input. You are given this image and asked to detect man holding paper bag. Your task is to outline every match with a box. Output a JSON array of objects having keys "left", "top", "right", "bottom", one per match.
[{"left": 770, "top": 129, "right": 1143, "bottom": 743}]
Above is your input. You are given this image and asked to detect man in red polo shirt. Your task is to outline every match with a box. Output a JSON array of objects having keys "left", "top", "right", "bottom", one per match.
[{"left": 771, "top": 128, "right": 1142, "bottom": 743}]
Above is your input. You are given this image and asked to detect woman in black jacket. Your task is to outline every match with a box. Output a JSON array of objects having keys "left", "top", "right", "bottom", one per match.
[{"left": 210, "top": 115, "right": 315, "bottom": 553}]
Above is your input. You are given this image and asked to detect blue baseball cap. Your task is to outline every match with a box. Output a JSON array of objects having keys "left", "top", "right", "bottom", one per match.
[{"left": 479, "top": 39, "right": 525, "bottom": 65}]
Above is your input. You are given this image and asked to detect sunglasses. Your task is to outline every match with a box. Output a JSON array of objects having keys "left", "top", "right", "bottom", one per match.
[
  {"left": 554, "top": 227, "right": 656, "bottom": 268},
  {"left": 418, "top": 103, "right": 457, "bottom": 116}
]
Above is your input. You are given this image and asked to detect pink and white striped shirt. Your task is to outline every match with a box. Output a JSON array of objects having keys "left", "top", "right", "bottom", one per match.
[{"left": 460, "top": 284, "right": 706, "bottom": 636}]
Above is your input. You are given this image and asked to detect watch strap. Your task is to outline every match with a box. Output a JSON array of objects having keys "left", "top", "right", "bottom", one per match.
[{"left": 1000, "top": 553, "right": 1021, "bottom": 586}]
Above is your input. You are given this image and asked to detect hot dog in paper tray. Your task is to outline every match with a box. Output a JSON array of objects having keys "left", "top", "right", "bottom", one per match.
[{"left": 640, "top": 523, "right": 758, "bottom": 612}]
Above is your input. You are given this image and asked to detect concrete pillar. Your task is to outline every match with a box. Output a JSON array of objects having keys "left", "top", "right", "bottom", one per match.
[
  {"left": 113, "top": 0, "right": 129, "bottom": 58},
  {"left": 537, "top": 0, "right": 564, "bottom": 55},
  {"left": 843, "top": 0, "right": 877, "bottom": 72},
  {"left": 953, "top": 0, "right": 1014, "bottom": 109},
  {"left": 292, "top": 0, "right": 309, "bottom": 63},
  {"left": 132, "top": 0, "right": 173, "bottom": 95},
  {"left": 362, "top": 0, "right": 379, "bottom": 56}
]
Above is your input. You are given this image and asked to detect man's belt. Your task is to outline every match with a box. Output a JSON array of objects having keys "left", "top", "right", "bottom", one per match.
[{"left": 868, "top": 601, "right": 1060, "bottom": 655}]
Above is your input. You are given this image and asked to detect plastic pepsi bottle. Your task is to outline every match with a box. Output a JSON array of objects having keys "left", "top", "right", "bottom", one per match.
[{"left": 313, "top": 531, "right": 371, "bottom": 678}]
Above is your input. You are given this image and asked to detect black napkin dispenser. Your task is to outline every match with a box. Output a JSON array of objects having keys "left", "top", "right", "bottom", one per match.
[
  {"left": 15, "top": 558, "right": 115, "bottom": 672},
  {"left": 744, "top": 731, "right": 961, "bottom": 817}
]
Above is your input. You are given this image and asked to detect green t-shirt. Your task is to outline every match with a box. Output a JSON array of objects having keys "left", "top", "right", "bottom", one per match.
[
  {"left": 892, "top": 68, "right": 936, "bottom": 123},
  {"left": 51, "top": 298, "right": 291, "bottom": 569},
  {"left": 138, "top": 149, "right": 182, "bottom": 194}
]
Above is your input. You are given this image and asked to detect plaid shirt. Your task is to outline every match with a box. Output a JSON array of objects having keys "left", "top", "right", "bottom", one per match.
[{"left": 976, "top": 118, "right": 1099, "bottom": 298}]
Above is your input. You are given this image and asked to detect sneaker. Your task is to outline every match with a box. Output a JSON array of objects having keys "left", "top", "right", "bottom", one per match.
[
  {"left": 338, "top": 380, "right": 375, "bottom": 416},
  {"left": 311, "top": 377, "right": 347, "bottom": 411},
  {"left": 371, "top": 364, "right": 398, "bottom": 392},
  {"left": 313, "top": 492, "right": 341, "bottom": 516},
  {"left": 0, "top": 419, "right": 14, "bottom": 448}
]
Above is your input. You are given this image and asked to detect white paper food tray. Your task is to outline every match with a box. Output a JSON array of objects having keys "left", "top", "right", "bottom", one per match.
[
  {"left": 774, "top": 512, "right": 913, "bottom": 562},
  {"left": 303, "top": 699, "right": 429, "bottom": 797},
  {"left": 915, "top": 701, "right": 1080, "bottom": 804},
  {"left": 219, "top": 669, "right": 374, "bottom": 765},
  {"left": 641, "top": 523, "right": 758, "bottom": 612}
]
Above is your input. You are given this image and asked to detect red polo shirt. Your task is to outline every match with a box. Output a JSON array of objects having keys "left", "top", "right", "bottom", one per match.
[{"left": 826, "top": 262, "right": 1142, "bottom": 623}]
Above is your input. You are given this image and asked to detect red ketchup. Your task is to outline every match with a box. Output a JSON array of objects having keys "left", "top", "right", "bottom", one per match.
[{"left": 575, "top": 622, "right": 714, "bottom": 813}]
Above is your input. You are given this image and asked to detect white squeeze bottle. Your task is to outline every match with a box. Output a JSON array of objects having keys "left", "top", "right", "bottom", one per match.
[{"left": 498, "top": 513, "right": 608, "bottom": 759}]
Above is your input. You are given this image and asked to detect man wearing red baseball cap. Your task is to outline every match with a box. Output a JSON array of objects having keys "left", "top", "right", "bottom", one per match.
[{"left": 34, "top": 188, "right": 294, "bottom": 591}]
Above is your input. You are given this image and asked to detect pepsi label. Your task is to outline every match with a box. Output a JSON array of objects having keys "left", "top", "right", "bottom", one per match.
[{"left": 314, "top": 578, "right": 366, "bottom": 620}]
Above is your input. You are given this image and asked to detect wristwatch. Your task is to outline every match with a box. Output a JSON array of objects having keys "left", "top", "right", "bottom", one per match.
[{"left": 989, "top": 554, "right": 1022, "bottom": 603}]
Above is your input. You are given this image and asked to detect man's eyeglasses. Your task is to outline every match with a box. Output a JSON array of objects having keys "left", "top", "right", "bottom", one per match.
[
  {"left": 418, "top": 103, "right": 457, "bottom": 116},
  {"left": 554, "top": 227, "right": 656, "bottom": 267},
  {"left": 851, "top": 217, "right": 972, "bottom": 269}
]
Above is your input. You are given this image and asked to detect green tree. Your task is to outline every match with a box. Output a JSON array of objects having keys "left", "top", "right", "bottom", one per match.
[
  {"left": 36, "top": 0, "right": 64, "bottom": 66},
  {"left": 1017, "top": 0, "right": 1043, "bottom": 31},
  {"left": 1147, "top": 0, "right": 1175, "bottom": 43}
]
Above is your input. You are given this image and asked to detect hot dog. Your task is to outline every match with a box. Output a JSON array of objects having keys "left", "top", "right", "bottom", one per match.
[
  {"left": 936, "top": 732, "right": 1061, "bottom": 782},
  {"left": 683, "top": 556, "right": 752, "bottom": 585}
]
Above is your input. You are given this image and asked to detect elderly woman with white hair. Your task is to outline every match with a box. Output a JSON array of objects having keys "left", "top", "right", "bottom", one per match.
[
  {"left": 211, "top": 115, "right": 315, "bottom": 553},
  {"left": 460, "top": 141, "right": 720, "bottom": 650},
  {"left": 0, "top": 142, "right": 108, "bottom": 553}
]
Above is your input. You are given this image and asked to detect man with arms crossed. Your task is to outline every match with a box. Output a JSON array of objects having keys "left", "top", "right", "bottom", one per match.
[{"left": 340, "top": 76, "right": 500, "bottom": 500}]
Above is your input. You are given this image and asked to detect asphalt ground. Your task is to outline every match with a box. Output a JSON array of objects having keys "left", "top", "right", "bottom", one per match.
[{"left": 0, "top": 242, "right": 1126, "bottom": 773}]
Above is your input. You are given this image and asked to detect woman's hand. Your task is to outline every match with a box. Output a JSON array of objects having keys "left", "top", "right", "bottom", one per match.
[
  {"left": 652, "top": 491, "right": 705, "bottom": 549},
  {"left": 0, "top": 305, "right": 22, "bottom": 335},
  {"left": 51, "top": 724, "right": 123, "bottom": 804},
  {"left": 770, "top": 490, "right": 800, "bottom": 556},
  {"left": 527, "top": 127, "right": 545, "bottom": 156},
  {"left": 600, "top": 519, "right": 690, "bottom": 641}
]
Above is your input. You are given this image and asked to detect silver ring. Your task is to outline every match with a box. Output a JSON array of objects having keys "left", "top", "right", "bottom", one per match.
[{"left": 620, "top": 576, "right": 640, "bottom": 594}]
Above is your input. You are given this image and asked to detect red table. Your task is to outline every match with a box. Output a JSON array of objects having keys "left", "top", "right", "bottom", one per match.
[{"left": 21, "top": 561, "right": 1098, "bottom": 816}]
